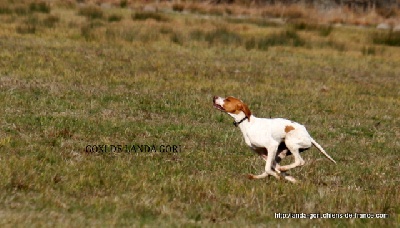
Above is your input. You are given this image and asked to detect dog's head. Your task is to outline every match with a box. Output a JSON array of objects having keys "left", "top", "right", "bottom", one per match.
[{"left": 213, "top": 96, "right": 251, "bottom": 121}]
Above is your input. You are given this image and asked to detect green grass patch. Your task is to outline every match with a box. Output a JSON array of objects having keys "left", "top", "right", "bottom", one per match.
[{"left": 372, "top": 31, "right": 400, "bottom": 46}]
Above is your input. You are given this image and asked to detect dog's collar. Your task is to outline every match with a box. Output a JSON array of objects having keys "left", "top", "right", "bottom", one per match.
[{"left": 233, "top": 116, "right": 248, "bottom": 127}]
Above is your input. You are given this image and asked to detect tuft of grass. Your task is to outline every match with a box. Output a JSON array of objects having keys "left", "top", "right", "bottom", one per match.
[
  {"left": 131, "top": 12, "right": 169, "bottom": 22},
  {"left": 204, "top": 27, "right": 243, "bottom": 46},
  {"left": 208, "top": 7, "right": 224, "bottom": 16},
  {"left": 372, "top": 31, "right": 400, "bottom": 46},
  {"left": 172, "top": 3, "right": 185, "bottom": 12},
  {"left": 16, "top": 24, "right": 36, "bottom": 34},
  {"left": 120, "top": 0, "right": 128, "bottom": 8},
  {"left": 362, "top": 46, "right": 376, "bottom": 55},
  {"left": 16, "top": 15, "right": 39, "bottom": 34},
  {"left": 29, "top": 1, "right": 51, "bottom": 14},
  {"left": 293, "top": 22, "right": 333, "bottom": 37},
  {"left": 261, "top": 4, "right": 306, "bottom": 19},
  {"left": 14, "top": 4, "right": 29, "bottom": 16},
  {"left": 0, "top": 3, "right": 12, "bottom": 14},
  {"left": 226, "top": 17, "right": 279, "bottom": 27},
  {"left": 170, "top": 31, "right": 184, "bottom": 45},
  {"left": 318, "top": 25, "right": 333, "bottom": 37},
  {"left": 246, "top": 29, "right": 305, "bottom": 50},
  {"left": 78, "top": 5, "right": 104, "bottom": 20},
  {"left": 108, "top": 14, "right": 123, "bottom": 22},
  {"left": 42, "top": 14, "right": 60, "bottom": 28},
  {"left": 81, "top": 21, "right": 104, "bottom": 41}
]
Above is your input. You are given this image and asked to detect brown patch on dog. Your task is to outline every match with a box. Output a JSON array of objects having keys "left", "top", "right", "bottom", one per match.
[
  {"left": 285, "top": 125, "right": 295, "bottom": 133},
  {"left": 222, "top": 96, "right": 251, "bottom": 120},
  {"left": 247, "top": 174, "right": 255, "bottom": 180}
]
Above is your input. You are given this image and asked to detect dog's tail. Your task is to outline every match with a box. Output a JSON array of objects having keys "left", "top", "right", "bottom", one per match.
[{"left": 311, "top": 138, "right": 336, "bottom": 164}]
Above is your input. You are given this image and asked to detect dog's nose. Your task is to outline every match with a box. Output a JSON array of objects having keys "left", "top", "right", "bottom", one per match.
[{"left": 213, "top": 96, "right": 218, "bottom": 102}]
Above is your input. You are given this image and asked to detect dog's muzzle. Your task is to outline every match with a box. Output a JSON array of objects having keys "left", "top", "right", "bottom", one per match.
[{"left": 213, "top": 96, "right": 225, "bottom": 111}]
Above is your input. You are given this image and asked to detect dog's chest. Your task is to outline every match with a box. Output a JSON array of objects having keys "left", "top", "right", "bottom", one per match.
[{"left": 241, "top": 119, "right": 287, "bottom": 147}]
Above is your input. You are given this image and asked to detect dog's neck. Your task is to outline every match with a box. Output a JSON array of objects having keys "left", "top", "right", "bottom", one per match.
[
  {"left": 229, "top": 112, "right": 253, "bottom": 128},
  {"left": 233, "top": 116, "right": 248, "bottom": 127}
]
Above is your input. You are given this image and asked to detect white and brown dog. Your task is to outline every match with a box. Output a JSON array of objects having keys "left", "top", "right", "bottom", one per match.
[{"left": 213, "top": 96, "right": 336, "bottom": 183}]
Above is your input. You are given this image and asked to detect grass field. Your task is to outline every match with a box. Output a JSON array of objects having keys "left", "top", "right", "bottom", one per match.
[{"left": 0, "top": 1, "right": 399, "bottom": 227}]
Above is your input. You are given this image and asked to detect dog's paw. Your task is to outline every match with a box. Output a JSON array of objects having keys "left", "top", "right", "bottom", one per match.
[
  {"left": 283, "top": 175, "right": 297, "bottom": 183},
  {"left": 247, "top": 174, "right": 255, "bottom": 180}
]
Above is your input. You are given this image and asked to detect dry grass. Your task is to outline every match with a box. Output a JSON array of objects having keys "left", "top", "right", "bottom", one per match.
[{"left": 0, "top": 1, "right": 399, "bottom": 227}]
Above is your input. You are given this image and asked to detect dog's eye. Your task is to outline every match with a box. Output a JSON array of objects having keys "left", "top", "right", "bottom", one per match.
[{"left": 225, "top": 98, "right": 230, "bottom": 102}]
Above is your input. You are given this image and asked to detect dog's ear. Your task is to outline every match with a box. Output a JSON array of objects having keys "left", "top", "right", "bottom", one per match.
[{"left": 237, "top": 103, "right": 251, "bottom": 121}]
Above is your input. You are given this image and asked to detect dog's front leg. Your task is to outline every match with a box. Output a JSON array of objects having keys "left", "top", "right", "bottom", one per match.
[
  {"left": 264, "top": 144, "right": 280, "bottom": 179},
  {"left": 248, "top": 149, "right": 269, "bottom": 179},
  {"left": 247, "top": 147, "right": 280, "bottom": 180},
  {"left": 248, "top": 154, "right": 274, "bottom": 179},
  {"left": 261, "top": 154, "right": 281, "bottom": 174}
]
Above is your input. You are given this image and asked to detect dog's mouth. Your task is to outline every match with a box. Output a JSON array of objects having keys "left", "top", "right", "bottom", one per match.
[{"left": 213, "top": 103, "right": 225, "bottom": 112}]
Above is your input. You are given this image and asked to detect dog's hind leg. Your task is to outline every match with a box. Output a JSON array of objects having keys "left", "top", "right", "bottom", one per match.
[{"left": 278, "top": 147, "right": 306, "bottom": 172}]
